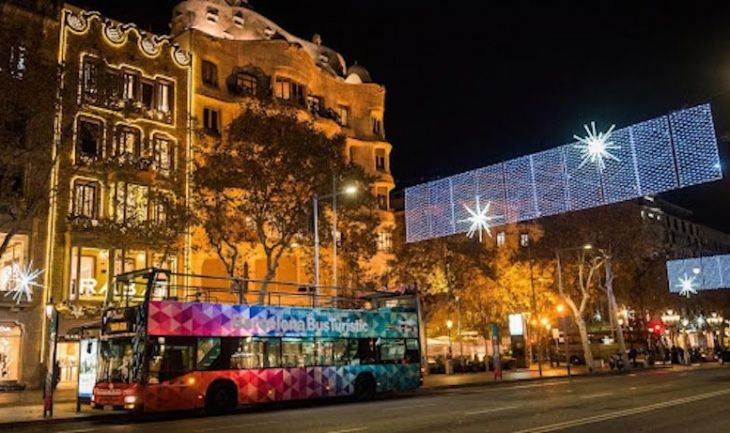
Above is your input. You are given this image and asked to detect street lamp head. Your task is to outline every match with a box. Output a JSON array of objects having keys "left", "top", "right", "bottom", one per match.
[
  {"left": 583, "top": 243, "right": 593, "bottom": 250},
  {"left": 342, "top": 184, "right": 358, "bottom": 196},
  {"left": 540, "top": 317, "right": 548, "bottom": 326},
  {"left": 556, "top": 304, "right": 565, "bottom": 314},
  {"left": 446, "top": 319, "right": 453, "bottom": 330},
  {"left": 692, "top": 266, "right": 701, "bottom": 275}
]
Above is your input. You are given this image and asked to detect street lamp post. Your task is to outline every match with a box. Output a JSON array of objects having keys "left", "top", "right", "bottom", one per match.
[
  {"left": 312, "top": 181, "right": 358, "bottom": 304},
  {"left": 456, "top": 296, "right": 463, "bottom": 359}
]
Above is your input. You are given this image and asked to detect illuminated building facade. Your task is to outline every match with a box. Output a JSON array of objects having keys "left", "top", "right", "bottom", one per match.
[{"left": 170, "top": 0, "right": 396, "bottom": 288}]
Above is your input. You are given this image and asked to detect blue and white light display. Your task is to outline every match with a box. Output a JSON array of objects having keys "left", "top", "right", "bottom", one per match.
[
  {"left": 405, "top": 104, "right": 722, "bottom": 243},
  {"left": 666, "top": 254, "right": 730, "bottom": 296}
]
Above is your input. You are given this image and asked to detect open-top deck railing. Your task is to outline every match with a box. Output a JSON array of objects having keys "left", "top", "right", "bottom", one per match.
[{"left": 105, "top": 268, "right": 416, "bottom": 311}]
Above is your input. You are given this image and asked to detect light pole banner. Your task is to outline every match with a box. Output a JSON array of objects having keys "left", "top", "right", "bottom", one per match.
[{"left": 405, "top": 104, "right": 722, "bottom": 243}]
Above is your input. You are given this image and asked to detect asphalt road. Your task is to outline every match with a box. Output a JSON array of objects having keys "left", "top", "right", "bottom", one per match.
[{"left": 9, "top": 367, "right": 730, "bottom": 433}]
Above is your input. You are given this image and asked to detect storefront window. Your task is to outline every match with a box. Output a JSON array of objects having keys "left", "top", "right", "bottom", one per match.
[
  {"left": 0, "top": 324, "right": 21, "bottom": 381},
  {"left": 69, "top": 247, "right": 110, "bottom": 301},
  {"left": 0, "top": 234, "right": 28, "bottom": 295}
]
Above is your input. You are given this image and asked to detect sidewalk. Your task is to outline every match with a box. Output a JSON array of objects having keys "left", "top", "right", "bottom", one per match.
[{"left": 423, "top": 364, "right": 592, "bottom": 389}]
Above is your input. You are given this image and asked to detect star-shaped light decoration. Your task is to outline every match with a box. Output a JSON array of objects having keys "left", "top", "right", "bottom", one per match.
[
  {"left": 458, "top": 196, "right": 497, "bottom": 242},
  {"left": 573, "top": 121, "right": 620, "bottom": 172},
  {"left": 675, "top": 273, "right": 699, "bottom": 298},
  {"left": 3, "top": 261, "right": 44, "bottom": 304}
]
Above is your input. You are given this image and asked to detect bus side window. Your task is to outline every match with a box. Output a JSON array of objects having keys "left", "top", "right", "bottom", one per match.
[
  {"left": 378, "top": 339, "right": 405, "bottom": 364},
  {"left": 405, "top": 339, "right": 420, "bottom": 364},
  {"left": 333, "top": 339, "right": 349, "bottom": 365},
  {"left": 159, "top": 337, "right": 195, "bottom": 382},
  {"left": 355, "top": 338, "right": 376, "bottom": 365},
  {"left": 197, "top": 337, "right": 222, "bottom": 370}
]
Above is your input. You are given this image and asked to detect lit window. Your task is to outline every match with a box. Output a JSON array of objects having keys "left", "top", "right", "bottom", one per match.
[
  {"left": 306, "top": 95, "right": 324, "bottom": 115},
  {"left": 156, "top": 81, "right": 173, "bottom": 113},
  {"left": 122, "top": 72, "right": 138, "bottom": 100},
  {"left": 274, "top": 77, "right": 304, "bottom": 104},
  {"left": 82, "top": 58, "right": 98, "bottom": 98},
  {"left": 115, "top": 126, "right": 141, "bottom": 157},
  {"left": 377, "top": 232, "right": 393, "bottom": 252},
  {"left": 233, "top": 11, "right": 244, "bottom": 28},
  {"left": 141, "top": 80, "right": 154, "bottom": 109},
  {"left": 153, "top": 136, "right": 174, "bottom": 176},
  {"left": 206, "top": 6, "right": 219, "bottom": 22},
  {"left": 497, "top": 232, "right": 505, "bottom": 247},
  {"left": 202, "top": 60, "right": 218, "bottom": 88},
  {"left": 76, "top": 118, "right": 103, "bottom": 164},
  {"left": 337, "top": 105, "right": 349, "bottom": 126},
  {"left": 72, "top": 180, "right": 99, "bottom": 219},
  {"left": 371, "top": 116, "right": 383, "bottom": 136},
  {"left": 375, "top": 148, "right": 386, "bottom": 171},
  {"left": 203, "top": 108, "right": 220, "bottom": 135},
  {"left": 9, "top": 44, "right": 26, "bottom": 79},
  {"left": 376, "top": 186, "right": 388, "bottom": 210},
  {"left": 113, "top": 182, "right": 149, "bottom": 223},
  {"left": 235, "top": 73, "right": 257, "bottom": 95},
  {"left": 69, "top": 247, "right": 110, "bottom": 301},
  {"left": 520, "top": 233, "right": 529, "bottom": 247},
  {"left": 0, "top": 234, "right": 28, "bottom": 296}
]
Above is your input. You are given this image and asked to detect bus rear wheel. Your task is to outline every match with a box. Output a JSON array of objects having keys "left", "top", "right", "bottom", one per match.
[
  {"left": 205, "top": 380, "right": 237, "bottom": 413},
  {"left": 353, "top": 373, "right": 376, "bottom": 401}
]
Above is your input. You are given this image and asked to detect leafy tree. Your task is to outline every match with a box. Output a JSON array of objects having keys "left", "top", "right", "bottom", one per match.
[{"left": 195, "top": 103, "right": 376, "bottom": 302}]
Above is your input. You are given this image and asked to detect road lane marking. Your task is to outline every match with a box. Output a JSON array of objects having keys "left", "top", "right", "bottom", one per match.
[
  {"left": 511, "top": 388, "right": 730, "bottom": 433},
  {"left": 383, "top": 403, "right": 438, "bottom": 411},
  {"left": 465, "top": 405, "right": 519, "bottom": 416},
  {"left": 508, "top": 380, "right": 570, "bottom": 389},
  {"left": 579, "top": 392, "right": 613, "bottom": 399},
  {"left": 326, "top": 428, "right": 368, "bottom": 433},
  {"left": 58, "top": 429, "right": 97, "bottom": 433},
  {"left": 200, "top": 421, "right": 278, "bottom": 431}
]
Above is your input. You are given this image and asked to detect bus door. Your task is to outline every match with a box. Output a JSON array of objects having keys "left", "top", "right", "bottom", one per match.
[{"left": 145, "top": 337, "right": 199, "bottom": 411}]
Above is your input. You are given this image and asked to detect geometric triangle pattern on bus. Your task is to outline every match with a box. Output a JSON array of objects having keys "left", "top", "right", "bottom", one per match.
[
  {"left": 148, "top": 300, "right": 419, "bottom": 339},
  {"left": 140, "top": 365, "right": 421, "bottom": 411},
  {"left": 405, "top": 103, "right": 722, "bottom": 243}
]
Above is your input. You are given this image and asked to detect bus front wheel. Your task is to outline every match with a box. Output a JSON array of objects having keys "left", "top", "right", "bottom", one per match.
[
  {"left": 353, "top": 373, "right": 376, "bottom": 401},
  {"left": 205, "top": 380, "right": 237, "bottom": 413}
]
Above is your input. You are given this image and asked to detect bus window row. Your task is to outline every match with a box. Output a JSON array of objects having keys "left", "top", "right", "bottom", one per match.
[{"left": 147, "top": 336, "right": 420, "bottom": 382}]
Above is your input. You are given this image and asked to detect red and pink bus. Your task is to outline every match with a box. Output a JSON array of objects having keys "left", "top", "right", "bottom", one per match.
[{"left": 92, "top": 269, "right": 422, "bottom": 412}]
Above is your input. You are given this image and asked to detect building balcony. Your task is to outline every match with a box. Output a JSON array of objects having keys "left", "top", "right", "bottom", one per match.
[{"left": 81, "top": 92, "right": 174, "bottom": 125}]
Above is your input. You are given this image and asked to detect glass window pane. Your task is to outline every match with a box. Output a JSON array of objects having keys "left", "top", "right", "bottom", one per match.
[{"left": 197, "top": 337, "right": 221, "bottom": 370}]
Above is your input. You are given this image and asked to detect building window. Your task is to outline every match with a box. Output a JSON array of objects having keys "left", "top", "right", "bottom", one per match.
[
  {"left": 114, "top": 126, "right": 141, "bottom": 157},
  {"left": 0, "top": 233, "right": 28, "bottom": 297},
  {"left": 520, "top": 233, "right": 529, "bottom": 247},
  {"left": 337, "top": 105, "right": 349, "bottom": 126},
  {"left": 206, "top": 6, "right": 219, "bottom": 22},
  {"left": 203, "top": 108, "right": 220, "bottom": 135},
  {"left": 76, "top": 118, "right": 103, "bottom": 164},
  {"left": 8, "top": 44, "right": 26, "bottom": 80},
  {"left": 306, "top": 95, "right": 324, "bottom": 115},
  {"left": 140, "top": 80, "right": 154, "bottom": 109},
  {"left": 377, "top": 232, "right": 393, "bottom": 252},
  {"left": 233, "top": 11, "right": 244, "bottom": 27},
  {"left": 202, "top": 60, "right": 218, "bottom": 88},
  {"left": 153, "top": 136, "right": 175, "bottom": 176},
  {"left": 375, "top": 148, "right": 386, "bottom": 172},
  {"left": 376, "top": 186, "right": 388, "bottom": 210},
  {"left": 156, "top": 81, "right": 173, "bottom": 113},
  {"left": 122, "top": 71, "right": 138, "bottom": 100},
  {"left": 235, "top": 73, "right": 257, "bottom": 95},
  {"left": 371, "top": 116, "right": 383, "bottom": 136},
  {"left": 82, "top": 58, "right": 98, "bottom": 99},
  {"left": 69, "top": 246, "right": 110, "bottom": 301},
  {"left": 0, "top": 324, "right": 22, "bottom": 381},
  {"left": 113, "top": 182, "right": 149, "bottom": 224},
  {"left": 497, "top": 232, "right": 506, "bottom": 247},
  {"left": 72, "top": 180, "right": 99, "bottom": 219},
  {"left": 274, "top": 77, "right": 304, "bottom": 104}
]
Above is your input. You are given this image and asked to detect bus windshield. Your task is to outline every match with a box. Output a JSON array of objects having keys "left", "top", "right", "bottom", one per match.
[{"left": 98, "top": 338, "right": 134, "bottom": 383}]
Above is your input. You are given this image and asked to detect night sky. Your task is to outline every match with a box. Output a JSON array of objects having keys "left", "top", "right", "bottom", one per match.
[{"left": 78, "top": 1, "right": 730, "bottom": 231}]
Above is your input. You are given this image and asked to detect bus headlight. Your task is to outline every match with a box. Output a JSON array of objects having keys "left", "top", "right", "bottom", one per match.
[{"left": 123, "top": 395, "right": 137, "bottom": 404}]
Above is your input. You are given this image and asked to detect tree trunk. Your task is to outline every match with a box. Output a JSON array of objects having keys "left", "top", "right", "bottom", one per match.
[
  {"left": 574, "top": 315, "right": 595, "bottom": 372},
  {"left": 257, "top": 254, "right": 275, "bottom": 305},
  {"left": 605, "top": 259, "right": 627, "bottom": 364}
]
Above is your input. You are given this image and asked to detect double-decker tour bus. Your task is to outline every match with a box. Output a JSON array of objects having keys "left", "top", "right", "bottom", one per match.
[{"left": 92, "top": 269, "right": 423, "bottom": 412}]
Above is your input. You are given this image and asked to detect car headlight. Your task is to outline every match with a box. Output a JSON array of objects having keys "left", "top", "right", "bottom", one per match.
[{"left": 123, "top": 395, "right": 137, "bottom": 404}]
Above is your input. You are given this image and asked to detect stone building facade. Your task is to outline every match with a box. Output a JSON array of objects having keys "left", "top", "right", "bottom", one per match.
[{"left": 170, "top": 0, "right": 395, "bottom": 289}]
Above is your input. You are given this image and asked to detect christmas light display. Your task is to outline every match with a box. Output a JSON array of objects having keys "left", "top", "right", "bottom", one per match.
[
  {"left": 405, "top": 104, "right": 722, "bottom": 243},
  {"left": 3, "top": 261, "right": 44, "bottom": 304},
  {"left": 666, "top": 253, "right": 730, "bottom": 295},
  {"left": 458, "top": 196, "right": 497, "bottom": 242}
]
